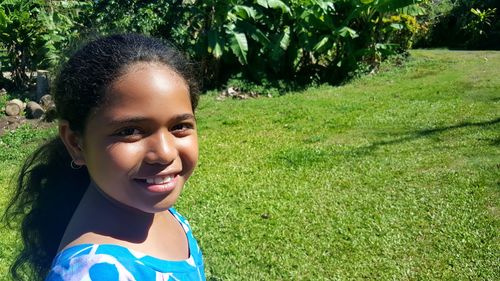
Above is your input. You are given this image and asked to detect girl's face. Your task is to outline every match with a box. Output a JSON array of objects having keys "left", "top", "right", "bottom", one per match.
[{"left": 78, "top": 63, "right": 198, "bottom": 213}]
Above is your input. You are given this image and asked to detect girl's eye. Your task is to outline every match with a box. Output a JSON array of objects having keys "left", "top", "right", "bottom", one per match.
[
  {"left": 114, "top": 128, "right": 142, "bottom": 137},
  {"left": 171, "top": 123, "right": 194, "bottom": 134}
]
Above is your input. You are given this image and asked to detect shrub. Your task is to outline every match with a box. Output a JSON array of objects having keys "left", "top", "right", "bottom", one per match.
[
  {"left": 1, "top": 0, "right": 429, "bottom": 91},
  {"left": 416, "top": 0, "right": 500, "bottom": 49},
  {"left": 0, "top": 0, "right": 91, "bottom": 91},
  {"left": 382, "top": 14, "right": 421, "bottom": 52}
]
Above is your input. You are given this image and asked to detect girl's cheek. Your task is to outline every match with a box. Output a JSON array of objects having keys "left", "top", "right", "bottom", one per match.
[
  {"left": 179, "top": 136, "right": 199, "bottom": 160},
  {"left": 106, "top": 142, "right": 145, "bottom": 163}
]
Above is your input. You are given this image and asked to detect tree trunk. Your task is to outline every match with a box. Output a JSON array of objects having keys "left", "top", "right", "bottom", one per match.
[
  {"left": 5, "top": 99, "right": 25, "bottom": 116},
  {"left": 36, "top": 70, "right": 50, "bottom": 101},
  {"left": 26, "top": 101, "right": 44, "bottom": 119}
]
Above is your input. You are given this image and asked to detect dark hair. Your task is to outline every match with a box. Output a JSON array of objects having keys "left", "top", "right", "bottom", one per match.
[{"left": 3, "top": 33, "right": 199, "bottom": 280}]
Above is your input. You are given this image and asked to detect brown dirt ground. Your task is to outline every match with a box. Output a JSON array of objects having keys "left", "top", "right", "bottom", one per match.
[{"left": 0, "top": 115, "right": 56, "bottom": 137}]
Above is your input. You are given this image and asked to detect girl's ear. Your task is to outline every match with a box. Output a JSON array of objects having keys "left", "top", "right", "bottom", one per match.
[{"left": 59, "top": 120, "right": 86, "bottom": 166}]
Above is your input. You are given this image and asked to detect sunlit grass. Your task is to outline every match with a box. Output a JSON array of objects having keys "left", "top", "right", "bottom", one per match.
[{"left": 1, "top": 50, "right": 499, "bottom": 280}]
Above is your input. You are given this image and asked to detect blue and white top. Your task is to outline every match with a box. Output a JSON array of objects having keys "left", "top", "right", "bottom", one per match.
[{"left": 45, "top": 208, "right": 205, "bottom": 281}]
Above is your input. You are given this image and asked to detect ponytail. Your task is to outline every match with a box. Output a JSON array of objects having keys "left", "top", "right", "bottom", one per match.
[{"left": 4, "top": 137, "right": 89, "bottom": 280}]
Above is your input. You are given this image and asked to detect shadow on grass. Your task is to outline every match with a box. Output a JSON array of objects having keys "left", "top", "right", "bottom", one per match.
[
  {"left": 358, "top": 117, "right": 500, "bottom": 153},
  {"left": 274, "top": 118, "right": 500, "bottom": 167}
]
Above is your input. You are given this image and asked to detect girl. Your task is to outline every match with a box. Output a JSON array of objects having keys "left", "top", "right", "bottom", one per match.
[{"left": 4, "top": 33, "right": 205, "bottom": 280}]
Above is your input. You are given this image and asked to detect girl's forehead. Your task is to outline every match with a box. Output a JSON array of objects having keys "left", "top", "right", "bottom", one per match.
[
  {"left": 86, "top": 68, "right": 193, "bottom": 130},
  {"left": 106, "top": 63, "right": 188, "bottom": 96},
  {"left": 98, "top": 63, "right": 191, "bottom": 110}
]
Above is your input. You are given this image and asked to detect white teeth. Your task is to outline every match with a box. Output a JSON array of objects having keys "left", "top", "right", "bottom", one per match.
[
  {"left": 146, "top": 176, "right": 173, "bottom": 185},
  {"left": 154, "top": 177, "right": 163, "bottom": 184}
]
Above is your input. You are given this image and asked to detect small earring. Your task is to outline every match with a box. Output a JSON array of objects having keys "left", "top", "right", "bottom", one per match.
[{"left": 70, "top": 160, "right": 83, "bottom": 170}]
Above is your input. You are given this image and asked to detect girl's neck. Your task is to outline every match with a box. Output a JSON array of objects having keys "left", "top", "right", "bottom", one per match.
[
  {"left": 58, "top": 182, "right": 189, "bottom": 261},
  {"left": 85, "top": 183, "right": 158, "bottom": 240},
  {"left": 87, "top": 181, "right": 158, "bottom": 222},
  {"left": 59, "top": 183, "right": 158, "bottom": 249}
]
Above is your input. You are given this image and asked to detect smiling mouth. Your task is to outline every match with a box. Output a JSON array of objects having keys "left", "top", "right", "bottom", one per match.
[
  {"left": 135, "top": 174, "right": 179, "bottom": 193},
  {"left": 145, "top": 175, "right": 174, "bottom": 185}
]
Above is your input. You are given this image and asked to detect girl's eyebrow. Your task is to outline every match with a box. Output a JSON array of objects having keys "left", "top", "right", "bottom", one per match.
[
  {"left": 173, "top": 113, "right": 196, "bottom": 122},
  {"left": 106, "top": 113, "right": 195, "bottom": 126}
]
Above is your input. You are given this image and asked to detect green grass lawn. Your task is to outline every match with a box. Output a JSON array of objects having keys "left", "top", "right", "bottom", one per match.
[{"left": 1, "top": 49, "right": 499, "bottom": 280}]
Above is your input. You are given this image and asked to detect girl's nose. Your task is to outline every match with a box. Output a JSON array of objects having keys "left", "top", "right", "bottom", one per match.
[{"left": 144, "top": 129, "right": 177, "bottom": 165}]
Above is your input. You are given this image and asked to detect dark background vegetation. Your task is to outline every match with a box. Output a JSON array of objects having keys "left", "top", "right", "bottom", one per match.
[{"left": 0, "top": 0, "right": 498, "bottom": 98}]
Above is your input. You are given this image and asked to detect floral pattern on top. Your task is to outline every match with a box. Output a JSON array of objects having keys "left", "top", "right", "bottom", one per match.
[{"left": 45, "top": 208, "right": 205, "bottom": 281}]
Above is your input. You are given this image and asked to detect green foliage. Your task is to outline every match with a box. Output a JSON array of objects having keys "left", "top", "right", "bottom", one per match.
[
  {"left": 382, "top": 14, "right": 420, "bottom": 51},
  {"left": 173, "top": 1, "right": 262, "bottom": 87},
  {"left": 0, "top": 0, "right": 44, "bottom": 88},
  {"left": 89, "top": 0, "right": 170, "bottom": 34},
  {"left": 417, "top": 0, "right": 500, "bottom": 49},
  {"left": 36, "top": 1, "right": 91, "bottom": 69},
  {"left": 86, "top": 0, "right": 425, "bottom": 88},
  {"left": 0, "top": 0, "right": 91, "bottom": 91},
  {"left": 288, "top": 0, "right": 425, "bottom": 82},
  {"left": 466, "top": 7, "right": 497, "bottom": 41},
  {"left": 1, "top": 0, "right": 429, "bottom": 91},
  {"left": 166, "top": 0, "right": 427, "bottom": 87},
  {"left": 0, "top": 92, "right": 8, "bottom": 113}
]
